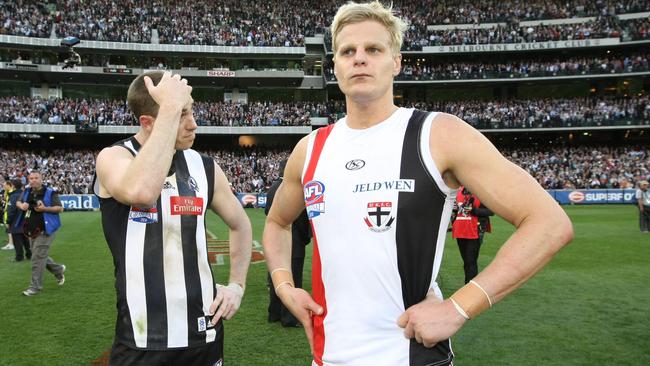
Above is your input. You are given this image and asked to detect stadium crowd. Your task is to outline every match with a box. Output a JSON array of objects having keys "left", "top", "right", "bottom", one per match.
[
  {"left": 502, "top": 145, "right": 650, "bottom": 189},
  {"left": 419, "top": 16, "right": 635, "bottom": 48},
  {"left": 398, "top": 53, "right": 650, "bottom": 80},
  {"left": 1, "top": 1, "right": 648, "bottom": 46},
  {"left": 323, "top": 53, "right": 650, "bottom": 81},
  {"left": 0, "top": 146, "right": 290, "bottom": 195},
  {"left": 1, "top": 96, "right": 647, "bottom": 129},
  {"left": 0, "top": 148, "right": 95, "bottom": 195},
  {"left": 410, "top": 96, "right": 650, "bottom": 129},
  {"left": 0, "top": 97, "right": 328, "bottom": 127},
  {"left": 1, "top": 145, "right": 648, "bottom": 195},
  {"left": 193, "top": 101, "right": 324, "bottom": 127}
]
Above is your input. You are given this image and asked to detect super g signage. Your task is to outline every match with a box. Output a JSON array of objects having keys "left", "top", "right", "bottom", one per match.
[
  {"left": 60, "top": 190, "right": 636, "bottom": 212},
  {"left": 236, "top": 193, "right": 267, "bottom": 208},
  {"left": 550, "top": 189, "right": 637, "bottom": 205}
]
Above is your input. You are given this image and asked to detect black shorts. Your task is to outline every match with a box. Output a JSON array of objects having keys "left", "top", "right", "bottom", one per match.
[{"left": 109, "top": 339, "right": 224, "bottom": 366}]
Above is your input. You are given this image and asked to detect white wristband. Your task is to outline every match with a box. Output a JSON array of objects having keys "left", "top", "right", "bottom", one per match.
[
  {"left": 450, "top": 298, "right": 470, "bottom": 320},
  {"left": 227, "top": 282, "right": 245, "bottom": 297},
  {"left": 469, "top": 280, "right": 492, "bottom": 307}
]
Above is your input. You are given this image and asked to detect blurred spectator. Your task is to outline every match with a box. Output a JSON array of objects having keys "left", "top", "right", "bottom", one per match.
[
  {"left": 502, "top": 145, "right": 650, "bottom": 189},
  {"left": 3, "top": 96, "right": 648, "bottom": 130},
  {"left": 325, "top": 53, "right": 650, "bottom": 81},
  {"left": 0, "top": 146, "right": 291, "bottom": 195},
  {"left": 326, "top": 96, "right": 650, "bottom": 129},
  {"left": 0, "top": 97, "right": 329, "bottom": 127},
  {"left": 2, "top": 1, "right": 648, "bottom": 46},
  {"left": 0, "top": 0, "right": 51, "bottom": 38},
  {"left": 0, "top": 145, "right": 647, "bottom": 194}
]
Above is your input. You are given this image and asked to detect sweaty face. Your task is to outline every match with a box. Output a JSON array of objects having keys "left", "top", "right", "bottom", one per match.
[{"left": 333, "top": 20, "right": 401, "bottom": 104}]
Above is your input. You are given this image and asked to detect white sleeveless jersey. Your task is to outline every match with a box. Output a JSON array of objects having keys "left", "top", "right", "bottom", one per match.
[{"left": 303, "top": 108, "right": 456, "bottom": 366}]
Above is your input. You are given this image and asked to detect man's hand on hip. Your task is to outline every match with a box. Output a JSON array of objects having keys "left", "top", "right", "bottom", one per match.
[
  {"left": 276, "top": 285, "right": 323, "bottom": 356},
  {"left": 397, "top": 292, "right": 467, "bottom": 348},
  {"left": 209, "top": 283, "right": 244, "bottom": 324}
]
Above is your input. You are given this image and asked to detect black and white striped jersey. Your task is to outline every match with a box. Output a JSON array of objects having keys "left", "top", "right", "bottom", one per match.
[{"left": 95, "top": 137, "right": 220, "bottom": 350}]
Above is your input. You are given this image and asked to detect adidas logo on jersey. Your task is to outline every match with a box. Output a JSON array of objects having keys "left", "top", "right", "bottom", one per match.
[{"left": 163, "top": 181, "right": 176, "bottom": 190}]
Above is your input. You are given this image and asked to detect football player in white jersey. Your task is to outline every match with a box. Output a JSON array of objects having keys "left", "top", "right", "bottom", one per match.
[{"left": 263, "top": 1, "right": 573, "bottom": 365}]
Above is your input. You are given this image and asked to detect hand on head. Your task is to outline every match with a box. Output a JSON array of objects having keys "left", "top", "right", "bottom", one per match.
[{"left": 143, "top": 71, "right": 193, "bottom": 112}]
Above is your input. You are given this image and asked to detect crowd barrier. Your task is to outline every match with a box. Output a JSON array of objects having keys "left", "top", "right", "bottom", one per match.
[
  {"left": 548, "top": 189, "right": 637, "bottom": 204},
  {"left": 58, "top": 189, "right": 638, "bottom": 211},
  {"left": 58, "top": 193, "right": 269, "bottom": 210}
]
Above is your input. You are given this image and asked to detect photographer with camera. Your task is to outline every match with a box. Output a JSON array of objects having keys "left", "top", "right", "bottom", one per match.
[{"left": 15, "top": 171, "right": 66, "bottom": 296}]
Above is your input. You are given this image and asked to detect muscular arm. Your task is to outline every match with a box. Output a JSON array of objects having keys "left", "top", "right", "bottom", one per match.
[
  {"left": 432, "top": 113, "right": 573, "bottom": 303},
  {"left": 263, "top": 136, "right": 310, "bottom": 273},
  {"left": 95, "top": 72, "right": 192, "bottom": 206},
  {"left": 210, "top": 162, "right": 252, "bottom": 288},
  {"left": 262, "top": 136, "right": 323, "bottom": 352},
  {"left": 207, "top": 162, "right": 252, "bottom": 322},
  {"left": 399, "top": 113, "right": 573, "bottom": 347}
]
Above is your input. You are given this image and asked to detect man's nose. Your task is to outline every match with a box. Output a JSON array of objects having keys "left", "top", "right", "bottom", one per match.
[
  {"left": 353, "top": 48, "right": 367, "bottom": 66},
  {"left": 186, "top": 115, "right": 198, "bottom": 130}
]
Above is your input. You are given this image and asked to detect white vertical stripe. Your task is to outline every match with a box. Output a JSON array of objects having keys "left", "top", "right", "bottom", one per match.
[
  {"left": 301, "top": 129, "right": 319, "bottom": 182},
  {"left": 161, "top": 174, "right": 189, "bottom": 348},
  {"left": 431, "top": 196, "right": 455, "bottom": 297},
  {"left": 183, "top": 150, "right": 215, "bottom": 343},
  {"left": 419, "top": 112, "right": 454, "bottom": 195},
  {"left": 125, "top": 218, "right": 148, "bottom": 348},
  {"left": 419, "top": 111, "right": 457, "bottom": 296},
  {"left": 123, "top": 140, "right": 138, "bottom": 156}
]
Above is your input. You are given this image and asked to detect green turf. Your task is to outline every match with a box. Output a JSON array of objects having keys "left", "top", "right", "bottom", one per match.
[{"left": 0, "top": 205, "right": 648, "bottom": 365}]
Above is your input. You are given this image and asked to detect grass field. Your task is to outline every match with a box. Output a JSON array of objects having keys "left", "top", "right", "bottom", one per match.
[{"left": 0, "top": 205, "right": 649, "bottom": 365}]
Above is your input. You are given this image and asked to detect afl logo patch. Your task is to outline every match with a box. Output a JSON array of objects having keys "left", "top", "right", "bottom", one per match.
[
  {"left": 304, "top": 180, "right": 326, "bottom": 218},
  {"left": 304, "top": 181, "right": 325, "bottom": 205},
  {"left": 345, "top": 159, "right": 365, "bottom": 171}
]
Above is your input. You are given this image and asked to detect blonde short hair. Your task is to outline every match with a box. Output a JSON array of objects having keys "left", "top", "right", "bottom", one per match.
[{"left": 330, "top": 1, "right": 408, "bottom": 58}]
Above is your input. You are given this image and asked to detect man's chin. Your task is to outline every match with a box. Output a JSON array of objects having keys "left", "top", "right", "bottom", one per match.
[{"left": 175, "top": 141, "right": 194, "bottom": 151}]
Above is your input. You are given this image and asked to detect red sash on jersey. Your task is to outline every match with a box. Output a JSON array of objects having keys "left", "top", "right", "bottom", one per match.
[{"left": 303, "top": 124, "right": 334, "bottom": 366}]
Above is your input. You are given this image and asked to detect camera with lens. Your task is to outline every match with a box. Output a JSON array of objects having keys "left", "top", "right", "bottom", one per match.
[
  {"left": 60, "top": 36, "right": 81, "bottom": 69},
  {"left": 27, "top": 195, "right": 42, "bottom": 209}
]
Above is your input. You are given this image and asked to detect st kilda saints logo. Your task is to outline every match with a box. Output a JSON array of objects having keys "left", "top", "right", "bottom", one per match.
[
  {"left": 364, "top": 201, "right": 395, "bottom": 232},
  {"left": 345, "top": 159, "right": 365, "bottom": 171}
]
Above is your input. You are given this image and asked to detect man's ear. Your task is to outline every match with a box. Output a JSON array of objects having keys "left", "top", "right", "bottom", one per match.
[
  {"left": 139, "top": 115, "right": 155, "bottom": 131},
  {"left": 393, "top": 53, "right": 402, "bottom": 76}
]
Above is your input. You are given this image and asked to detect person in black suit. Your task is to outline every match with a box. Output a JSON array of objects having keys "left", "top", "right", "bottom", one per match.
[{"left": 265, "top": 160, "right": 312, "bottom": 327}]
